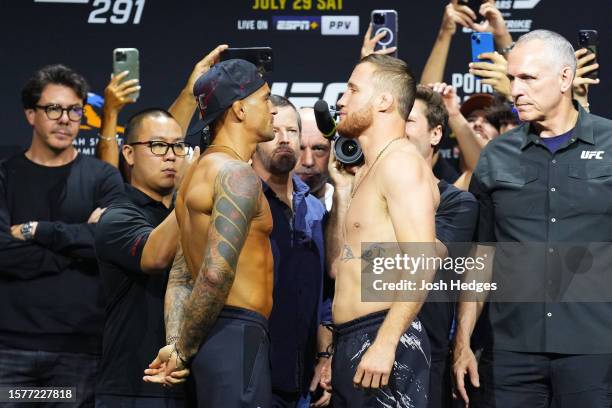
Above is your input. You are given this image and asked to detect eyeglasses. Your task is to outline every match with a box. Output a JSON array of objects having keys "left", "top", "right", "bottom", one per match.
[
  {"left": 34, "top": 104, "right": 84, "bottom": 122},
  {"left": 129, "top": 140, "right": 192, "bottom": 157}
]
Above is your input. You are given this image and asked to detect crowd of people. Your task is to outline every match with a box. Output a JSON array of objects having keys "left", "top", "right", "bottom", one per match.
[{"left": 0, "top": 1, "right": 607, "bottom": 407}]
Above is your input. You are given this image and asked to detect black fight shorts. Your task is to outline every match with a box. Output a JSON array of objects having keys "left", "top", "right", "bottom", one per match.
[
  {"left": 331, "top": 310, "right": 431, "bottom": 407},
  {"left": 189, "top": 306, "right": 271, "bottom": 408}
]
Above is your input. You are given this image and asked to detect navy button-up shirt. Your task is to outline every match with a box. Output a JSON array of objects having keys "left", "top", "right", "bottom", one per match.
[{"left": 264, "top": 175, "right": 327, "bottom": 394}]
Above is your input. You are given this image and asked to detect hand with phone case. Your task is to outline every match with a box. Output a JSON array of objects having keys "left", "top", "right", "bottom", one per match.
[
  {"left": 167, "top": 44, "right": 228, "bottom": 137},
  {"left": 471, "top": 32, "right": 495, "bottom": 63},
  {"left": 184, "top": 45, "right": 229, "bottom": 94},
  {"left": 469, "top": 51, "right": 511, "bottom": 99},
  {"left": 97, "top": 73, "right": 139, "bottom": 168},
  {"left": 459, "top": 0, "right": 482, "bottom": 19},
  {"left": 464, "top": 1, "right": 514, "bottom": 52},
  {"left": 370, "top": 10, "right": 398, "bottom": 58},
  {"left": 441, "top": 1, "right": 477, "bottom": 35},
  {"left": 573, "top": 47, "right": 600, "bottom": 112},
  {"left": 360, "top": 23, "right": 397, "bottom": 59},
  {"left": 113, "top": 48, "right": 140, "bottom": 101},
  {"left": 578, "top": 30, "right": 599, "bottom": 79},
  {"left": 104, "top": 71, "right": 140, "bottom": 114}
]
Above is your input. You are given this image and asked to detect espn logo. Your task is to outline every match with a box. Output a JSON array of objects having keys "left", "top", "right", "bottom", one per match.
[
  {"left": 273, "top": 16, "right": 320, "bottom": 31},
  {"left": 580, "top": 151, "right": 605, "bottom": 160}
]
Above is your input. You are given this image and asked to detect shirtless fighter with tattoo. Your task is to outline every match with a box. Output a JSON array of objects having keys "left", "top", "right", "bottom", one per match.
[
  {"left": 144, "top": 59, "right": 277, "bottom": 407},
  {"left": 323, "top": 54, "right": 439, "bottom": 407}
]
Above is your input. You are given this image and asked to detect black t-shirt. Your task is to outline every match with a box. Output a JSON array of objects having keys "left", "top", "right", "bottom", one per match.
[
  {"left": 433, "top": 156, "right": 460, "bottom": 185},
  {"left": 437, "top": 134, "right": 461, "bottom": 174},
  {"left": 418, "top": 180, "right": 478, "bottom": 358},
  {"left": 95, "top": 184, "right": 182, "bottom": 398},
  {"left": 0, "top": 153, "right": 124, "bottom": 354},
  {"left": 539, "top": 129, "right": 573, "bottom": 154}
]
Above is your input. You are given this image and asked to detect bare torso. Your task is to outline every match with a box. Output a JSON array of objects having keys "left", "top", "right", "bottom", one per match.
[
  {"left": 176, "top": 149, "right": 274, "bottom": 318},
  {"left": 333, "top": 141, "right": 440, "bottom": 324}
]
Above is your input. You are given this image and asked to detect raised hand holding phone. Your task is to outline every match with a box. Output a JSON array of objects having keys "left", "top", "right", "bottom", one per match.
[
  {"left": 113, "top": 48, "right": 140, "bottom": 100},
  {"left": 370, "top": 10, "right": 398, "bottom": 58}
]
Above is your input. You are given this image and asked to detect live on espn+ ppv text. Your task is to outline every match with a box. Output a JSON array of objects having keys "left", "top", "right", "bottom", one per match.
[{"left": 1, "top": 0, "right": 608, "bottom": 158}]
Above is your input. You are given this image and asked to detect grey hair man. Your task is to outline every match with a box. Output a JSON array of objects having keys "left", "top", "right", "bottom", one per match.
[{"left": 454, "top": 29, "right": 612, "bottom": 408}]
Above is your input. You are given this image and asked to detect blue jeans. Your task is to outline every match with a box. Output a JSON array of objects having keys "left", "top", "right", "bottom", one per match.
[{"left": 0, "top": 345, "right": 99, "bottom": 407}]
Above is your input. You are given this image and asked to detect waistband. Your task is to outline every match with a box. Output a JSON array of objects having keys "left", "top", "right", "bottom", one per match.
[
  {"left": 218, "top": 306, "right": 268, "bottom": 331},
  {"left": 334, "top": 309, "right": 389, "bottom": 338}
]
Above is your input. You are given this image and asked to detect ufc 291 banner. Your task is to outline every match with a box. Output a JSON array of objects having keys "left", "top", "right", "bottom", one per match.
[{"left": 1, "top": 0, "right": 609, "bottom": 157}]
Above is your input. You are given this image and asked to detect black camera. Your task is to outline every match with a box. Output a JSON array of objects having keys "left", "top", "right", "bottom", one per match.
[
  {"left": 334, "top": 136, "right": 363, "bottom": 166},
  {"left": 261, "top": 50, "right": 272, "bottom": 62},
  {"left": 372, "top": 12, "right": 385, "bottom": 24},
  {"left": 115, "top": 51, "right": 127, "bottom": 62}
]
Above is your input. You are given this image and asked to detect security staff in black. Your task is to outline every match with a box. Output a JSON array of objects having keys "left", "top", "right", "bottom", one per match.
[
  {"left": 453, "top": 30, "right": 612, "bottom": 408},
  {"left": 94, "top": 109, "right": 188, "bottom": 407}
]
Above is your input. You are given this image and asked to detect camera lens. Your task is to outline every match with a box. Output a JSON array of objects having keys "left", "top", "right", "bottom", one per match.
[
  {"left": 341, "top": 140, "right": 357, "bottom": 156},
  {"left": 334, "top": 137, "right": 364, "bottom": 166},
  {"left": 373, "top": 13, "right": 385, "bottom": 24},
  {"left": 116, "top": 51, "right": 127, "bottom": 62},
  {"left": 472, "top": 35, "right": 477, "bottom": 40}
]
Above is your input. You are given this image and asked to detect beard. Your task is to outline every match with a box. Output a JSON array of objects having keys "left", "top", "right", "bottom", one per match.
[
  {"left": 337, "top": 106, "right": 373, "bottom": 139},
  {"left": 306, "top": 175, "right": 327, "bottom": 196},
  {"left": 257, "top": 146, "right": 298, "bottom": 175},
  {"left": 297, "top": 171, "right": 327, "bottom": 195}
]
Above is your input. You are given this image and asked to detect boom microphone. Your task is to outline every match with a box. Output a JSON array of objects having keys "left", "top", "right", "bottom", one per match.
[
  {"left": 314, "top": 100, "right": 337, "bottom": 139},
  {"left": 314, "top": 99, "right": 364, "bottom": 166}
]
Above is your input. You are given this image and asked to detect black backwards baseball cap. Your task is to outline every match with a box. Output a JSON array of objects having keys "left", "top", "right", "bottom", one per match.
[{"left": 193, "top": 59, "right": 266, "bottom": 127}]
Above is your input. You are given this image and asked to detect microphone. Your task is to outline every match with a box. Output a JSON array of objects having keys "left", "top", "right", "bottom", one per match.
[{"left": 314, "top": 99, "right": 337, "bottom": 139}]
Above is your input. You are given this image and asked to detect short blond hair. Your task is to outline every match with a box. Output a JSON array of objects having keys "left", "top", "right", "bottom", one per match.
[{"left": 358, "top": 54, "right": 416, "bottom": 120}]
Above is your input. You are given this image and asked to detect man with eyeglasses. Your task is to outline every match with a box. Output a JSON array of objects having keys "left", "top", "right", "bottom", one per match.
[
  {"left": 0, "top": 64, "right": 124, "bottom": 406},
  {"left": 94, "top": 108, "right": 193, "bottom": 407}
]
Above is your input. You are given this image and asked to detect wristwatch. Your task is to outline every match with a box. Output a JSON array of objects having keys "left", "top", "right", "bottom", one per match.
[
  {"left": 20, "top": 221, "right": 35, "bottom": 240},
  {"left": 500, "top": 42, "right": 516, "bottom": 55}
]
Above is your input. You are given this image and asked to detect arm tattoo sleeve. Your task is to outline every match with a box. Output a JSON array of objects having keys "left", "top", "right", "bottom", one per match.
[
  {"left": 164, "top": 244, "right": 193, "bottom": 344},
  {"left": 177, "top": 161, "right": 260, "bottom": 360}
]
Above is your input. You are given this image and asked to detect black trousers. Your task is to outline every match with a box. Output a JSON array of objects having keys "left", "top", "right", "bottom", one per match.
[
  {"left": 429, "top": 354, "right": 453, "bottom": 408},
  {"left": 271, "top": 390, "right": 300, "bottom": 408},
  {"left": 0, "top": 346, "right": 98, "bottom": 408},
  {"left": 471, "top": 349, "right": 612, "bottom": 408},
  {"left": 189, "top": 306, "right": 271, "bottom": 408},
  {"left": 95, "top": 395, "right": 184, "bottom": 408}
]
